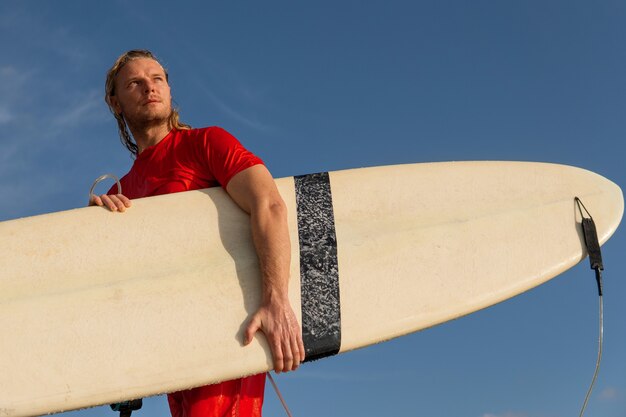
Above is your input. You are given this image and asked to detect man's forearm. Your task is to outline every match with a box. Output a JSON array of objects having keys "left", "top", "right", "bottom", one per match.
[{"left": 250, "top": 199, "right": 292, "bottom": 303}]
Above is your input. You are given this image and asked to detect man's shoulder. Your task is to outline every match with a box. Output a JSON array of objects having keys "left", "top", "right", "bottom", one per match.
[{"left": 174, "top": 126, "right": 242, "bottom": 151}]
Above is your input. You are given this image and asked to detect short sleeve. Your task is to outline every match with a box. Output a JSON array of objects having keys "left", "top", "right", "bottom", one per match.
[{"left": 202, "top": 127, "right": 264, "bottom": 188}]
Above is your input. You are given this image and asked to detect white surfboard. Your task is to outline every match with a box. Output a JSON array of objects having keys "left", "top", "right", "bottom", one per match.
[{"left": 0, "top": 161, "right": 622, "bottom": 416}]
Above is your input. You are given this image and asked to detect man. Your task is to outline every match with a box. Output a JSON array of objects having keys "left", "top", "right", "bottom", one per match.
[{"left": 90, "top": 49, "right": 305, "bottom": 417}]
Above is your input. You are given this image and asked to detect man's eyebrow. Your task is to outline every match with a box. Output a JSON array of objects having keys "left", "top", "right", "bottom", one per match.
[
  {"left": 124, "top": 75, "right": 141, "bottom": 84},
  {"left": 123, "top": 71, "right": 166, "bottom": 84}
]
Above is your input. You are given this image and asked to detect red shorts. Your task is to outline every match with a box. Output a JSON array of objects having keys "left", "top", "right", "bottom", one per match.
[{"left": 167, "top": 374, "right": 266, "bottom": 417}]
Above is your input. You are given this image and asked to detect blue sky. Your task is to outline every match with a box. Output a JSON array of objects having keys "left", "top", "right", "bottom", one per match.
[{"left": 1, "top": 1, "right": 625, "bottom": 416}]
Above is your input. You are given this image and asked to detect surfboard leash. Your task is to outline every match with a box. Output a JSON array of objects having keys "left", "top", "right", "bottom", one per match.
[
  {"left": 575, "top": 197, "right": 604, "bottom": 296},
  {"left": 268, "top": 372, "right": 294, "bottom": 417},
  {"left": 574, "top": 197, "right": 604, "bottom": 417}
]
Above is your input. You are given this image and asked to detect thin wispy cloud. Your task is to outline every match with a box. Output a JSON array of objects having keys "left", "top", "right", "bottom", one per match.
[
  {"left": 599, "top": 386, "right": 621, "bottom": 401},
  {"left": 51, "top": 89, "right": 108, "bottom": 129},
  {"left": 236, "top": 83, "right": 273, "bottom": 105},
  {"left": 192, "top": 77, "right": 276, "bottom": 133},
  {"left": 0, "top": 66, "right": 36, "bottom": 119},
  {"left": 0, "top": 65, "right": 32, "bottom": 85},
  {"left": 0, "top": 107, "right": 13, "bottom": 125},
  {"left": 43, "top": 26, "right": 92, "bottom": 66}
]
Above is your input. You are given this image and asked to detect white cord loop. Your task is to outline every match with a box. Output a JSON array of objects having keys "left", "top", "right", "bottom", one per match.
[{"left": 89, "top": 174, "right": 122, "bottom": 201}]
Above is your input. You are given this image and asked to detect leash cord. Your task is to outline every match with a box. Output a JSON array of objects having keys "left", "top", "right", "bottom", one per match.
[
  {"left": 268, "top": 373, "right": 294, "bottom": 417},
  {"left": 578, "top": 289, "right": 604, "bottom": 417}
]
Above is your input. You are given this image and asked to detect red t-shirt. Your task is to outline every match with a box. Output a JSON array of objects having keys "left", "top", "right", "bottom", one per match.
[
  {"left": 110, "top": 126, "right": 263, "bottom": 197},
  {"left": 109, "top": 126, "right": 266, "bottom": 417}
]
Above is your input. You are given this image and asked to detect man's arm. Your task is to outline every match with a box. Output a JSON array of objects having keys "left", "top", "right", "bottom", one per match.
[{"left": 226, "top": 164, "right": 305, "bottom": 373}]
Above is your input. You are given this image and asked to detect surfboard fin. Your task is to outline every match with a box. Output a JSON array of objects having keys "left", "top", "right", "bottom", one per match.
[{"left": 110, "top": 399, "right": 142, "bottom": 417}]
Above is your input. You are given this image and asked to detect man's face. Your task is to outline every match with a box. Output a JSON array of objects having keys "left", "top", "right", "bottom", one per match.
[{"left": 110, "top": 58, "right": 172, "bottom": 127}]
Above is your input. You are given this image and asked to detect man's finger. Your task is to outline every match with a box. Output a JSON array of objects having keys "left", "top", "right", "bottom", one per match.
[
  {"left": 289, "top": 334, "right": 302, "bottom": 370},
  {"left": 116, "top": 194, "right": 132, "bottom": 208},
  {"left": 122, "top": 195, "right": 132, "bottom": 206},
  {"left": 297, "top": 331, "right": 306, "bottom": 363},
  {"left": 244, "top": 314, "right": 262, "bottom": 346},
  {"left": 279, "top": 337, "right": 294, "bottom": 372},
  {"left": 100, "top": 195, "right": 117, "bottom": 211},
  {"left": 100, "top": 194, "right": 113, "bottom": 210},
  {"left": 271, "top": 339, "right": 285, "bottom": 373},
  {"left": 89, "top": 195, "right": 103, "bottom": 207},
  {"left": 111, "top": 194, "right": 127, "bottom": 212}
]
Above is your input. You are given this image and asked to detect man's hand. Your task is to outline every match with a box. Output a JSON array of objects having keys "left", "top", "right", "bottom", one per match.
[
  {"left": 244, "top": 298, "right": 305, "bottom": 373},
  {"left": 89, "top": 193, "right": 132, "bottom": 212}
]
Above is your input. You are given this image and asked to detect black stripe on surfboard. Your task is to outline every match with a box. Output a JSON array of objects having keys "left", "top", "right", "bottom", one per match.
[{"left": 294, "top": 172, "right": 341, "bottom": 362}]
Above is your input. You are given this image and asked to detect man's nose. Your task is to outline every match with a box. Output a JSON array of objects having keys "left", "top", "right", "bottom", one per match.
[{"left": 144, "top": 79, "right": 156, "bottom": 93}]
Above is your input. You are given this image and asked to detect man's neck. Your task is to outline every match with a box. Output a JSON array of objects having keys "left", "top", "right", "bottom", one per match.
[{"left": 130, "top": 122, "right": 171, "bottom": 154}]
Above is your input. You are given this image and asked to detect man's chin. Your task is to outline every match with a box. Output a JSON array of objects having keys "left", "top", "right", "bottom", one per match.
[{"left": 127, "top": 112, "right": 171, "bottom": 129}]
